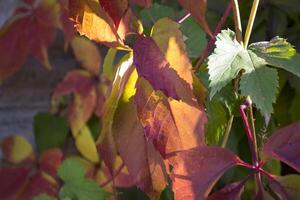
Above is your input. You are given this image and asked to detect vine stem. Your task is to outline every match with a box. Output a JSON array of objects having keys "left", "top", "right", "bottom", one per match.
[
  {"left": 221, "top": 115, "right": 234, "bottom": 147},
  {"left": 194, "top": 1, "right": 233, "bottom": 71},
  {"left": 177, "top": 13, "right": 191, "bottom": 24},
  {"left": 244, "top": 0, "right": 260, "bottom": 47},
  {"left": 232, "top": 0, "right": 243, "bottom": 43}
]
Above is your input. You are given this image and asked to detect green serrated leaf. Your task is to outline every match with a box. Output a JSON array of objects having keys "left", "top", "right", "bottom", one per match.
[
  {"left": 58, "top": 159, "right": 109, "bottom": 200},
  {"left": 240, "top": 50, "right": 279, "bottom": 114},
  {"left": 208, "top": 29, "right": 247, "bottom": 98},
  {"left": 180, "top": 17, "right": 207, "bottom": 58},
  {"left": 250, "top": 37, "right": 300, "bottom": 77},
  {"left": 34, "top": 112, "right": 69, "bottom": 155}
]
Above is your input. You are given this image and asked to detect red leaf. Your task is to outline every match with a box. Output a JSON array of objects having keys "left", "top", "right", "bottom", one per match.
[
  {"left": 99, "top": 0, "right": 129, "bottom": 29},
  {"left": 0, "top": 168, "right": 30, "bottom": 199},
  {"left": 171, "top": 147, "right": 242, "bottom": 200},
  {"left": 178, "top": 0, "right": 213, "bottom": 37},
  {"left": 262, "top": 122, "right": 300, "bottom": 173},
  {"left": 113, "top": 100, "right": 168, "bottom": 198},
  {"left": 20, "top": 172, "right": 59, "bottom": 200},
  {"left": 133, "top": 36, "right": 193, "bottom": 101},
  {"left": 268, "top": 176, "right": 289, "bottom": 200},
  {"left": 39, "top": 149, "right": 63, "bottom": 177},
  {"left": 0, "top": 0, "right": 61, "bottom": 80},
  {"left": 208, "top": 177, "right": 250, "bottom": 200}
]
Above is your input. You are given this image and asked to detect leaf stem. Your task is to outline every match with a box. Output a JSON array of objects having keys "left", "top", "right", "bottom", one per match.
[
  {"left": 221, "top": 115, "right": 234, "bottom": 147},
  {"left": 232, "top": 0, "right": 243, "bottom": 44},
  {"left": 177, "top": 13, "right": 191, "bottom": 24},
  {"left": 194, "top": 1, "right": 233, "bottom": 71},
  {"left": 240, "top": 101, "right": 264, "bottom": 197},
  {"left": 244, "top": 0, "right": 260, "bottom": 47}
]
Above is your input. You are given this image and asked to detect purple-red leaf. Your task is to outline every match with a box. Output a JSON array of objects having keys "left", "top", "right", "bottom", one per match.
[
  {"left": 0, "top": 168, "right": 30, "bottom": 199},
  {"left": 208, "top": 177, "right": 250, "bottom": 200},
  {"left": 171, "top": 147, "right": 242, "bottom": 200},
  {"left": 262, "top": 122, "right": 300, "bottom": 173},
  {"left": 133, "top": 36, "right": 193, "bottom": 101},
  {"left": 99, "top": 0, "right": 128, "bottom": 29}
]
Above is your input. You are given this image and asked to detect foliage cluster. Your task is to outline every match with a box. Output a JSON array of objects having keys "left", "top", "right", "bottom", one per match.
[{"left": 1, "top": 0, "right": 300, "bottom": 199}]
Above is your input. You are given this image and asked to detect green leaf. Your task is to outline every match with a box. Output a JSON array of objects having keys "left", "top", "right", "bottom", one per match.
[
  {"left": 249, "top": 37, "right": 300, "bottom": 77},
  {"left": 60, "top": 179, "right": 109, "bottom": 200},
  {"left": 289, "top": 93, "right": 300, "bottom": 122},
  {"left": 32, "top": 194, "right": 51, "bottom": 200},
  {"left": 240, "top": 50, "right": 279, "bottom": 114},
  {"left": 208, "top": 29, "right": 280, "bottom": 114},
  {"left": 34, "top": 112, "right": 69, "bottom": 155},
  {"left": 58, "top": 159, "right": 86, "bottom": 181},
  {"left": 58, "top": 159, "right": 109, "bottom": 200},
  {"left": 140, "top": 3, "right": 177, "bottom": 26},
  {"left": 207, "top": 29, "right": 247, "bottom": 98},
  {"left": 205, "top": 99, "right": 228, "bottom": 145},
  {"left": 274, "top": 175, "right": 300, "bottom": 199},
  {"left": 180, "top": 17, "right": 207, "bottom": 58}
]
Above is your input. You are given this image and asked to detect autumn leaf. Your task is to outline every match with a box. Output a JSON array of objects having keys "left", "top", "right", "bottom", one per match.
[
  {"left": 0, "top": 135, "right": 63, "bottom": 200},
  {"left": 96, "top": 53, "right": 134, "bottom": 172},
  {"left": 113, "top": 78, "right": 168, "bottom": 198},
  {"left": 170, "top": 147, "right": 243, "bottom": 200},
  {"left": 133, "top": 36, "right": 193, "bottom": 101},
  {"left": 99, "top": 0, "right": 129, "bottom": 29},
  {"left": 0, "top": 0, "right": 64, "bottom": 80},
  {"left": 134, "top": 78, "right": 206, "bottom": 158},
  {"left": 0, "top": 135, "right": 35, "bottom": 164},
  {"left": 262, "top": 122, "right": 300, "bottom": 173},
  {"left": 71, "top": 36, "right": 101, "bottom": 75},
  {"left": 151, "top": 18, "right": 194, "bottom": 87},
  {"left": 177, "top": 0, "right": 213, "bottom": 37}
]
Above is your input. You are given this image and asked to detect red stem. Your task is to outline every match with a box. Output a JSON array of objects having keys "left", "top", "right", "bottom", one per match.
[
  {"left": 239, "top": 104, "right": 258, "bottom": 166},
  {"left": 195, "top": 0, "right": 233, "bottom": 71}
]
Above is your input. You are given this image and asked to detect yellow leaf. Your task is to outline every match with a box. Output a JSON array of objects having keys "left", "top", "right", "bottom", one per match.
[
  {"left": 75, "top": 126, "right": 99, "bottom": 163},
  {"left": 69, "top": 0, "right": 122, "bottom": 47},
  {"left": 1, "top": 135, "right": 34, "bottom": 164},
  {"left": 71, "top": 36, "right": 101, "bottom": 75},
  {"left": 151, "top": 18, "right": 193, "bottom": 86}
]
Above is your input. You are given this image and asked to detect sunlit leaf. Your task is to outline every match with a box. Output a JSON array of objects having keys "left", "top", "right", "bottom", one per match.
[
  {"left": 151, "top": 17, "right": 194, "bottom": 87},
  {"left": 135, "top": 78, "right": 206, "bottom": 157},
  {"left": 97, "top": 53, "right": 134, "bottom": 172},
  {"left": 71, "top": 36, "right": 101, "bottom": 75},
  {"left": 250, "top": 37, "right": 300, "bottom": 77},
  {"left": 75, "top": 125, "right": 99, "bottom": 163},
  {"left": 133, "top": 36, "right": 193, "bottom": 101}
]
